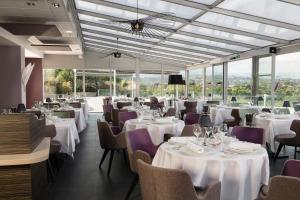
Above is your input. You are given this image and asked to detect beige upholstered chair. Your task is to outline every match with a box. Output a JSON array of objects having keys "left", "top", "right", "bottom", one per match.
[
  {"left": 97, "top": 120, "right": 126, "bottom": 176},
  {"left": 164, "top": 108, "right": 176, "bottom": 117},
  {"left": 164, "top": 125, "right": 194, "bottom": 141},
  {"left": 137, "top": 159, "right": 221, "bottom": 200},
  {"left": 260, "top": 176, "right": 300, "bottom": 200}
]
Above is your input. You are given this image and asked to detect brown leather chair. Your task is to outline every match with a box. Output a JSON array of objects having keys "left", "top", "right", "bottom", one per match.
[
  {"left": 180, "top": 101, "right": 197, "bottom": 119},
  {"left": 53, "top": 110, "right": 75, "bottom": 118},
  {"left": 150, "top": 96, "right": 164, "bottom": 110},
  {"left": 262, "top": 108, "right": 271, "bottom": 113},
  {"left": 97, "top": 120, "right": 126, "bottom": 176},
  {"left": 116, "top": 102, "right": 132, "bottom": 109},
  {"left": 112, "top": 108, "right": 127, "bottom": 127},
  {"left": 164, "top": 125, "right": 194, "bottom": 141},
  {"left": 69, "top": 102, "right": 81, "bottom": 108},
  {"left": 137, "top": 159, "right": 221, "bottom": 200},
  {"left": 260, "top": 176, "right": 300, "bottom": 200},
  {"left": 164, "top": 108, "right": 176, "bottom": 117},
  {"left": 274, "top": 120, "right": 300, "bottom": 160},
  {"left": 223, "top": 109, "right": 241, "bottom": 128}
]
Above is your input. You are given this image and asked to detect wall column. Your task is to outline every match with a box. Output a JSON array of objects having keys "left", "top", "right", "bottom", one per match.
[
  {"left": 113, "top": 69, "right": 116, "bottom": 97},
  {"left": 271, "top": 54, "right": 276, "bottom": 108},
  {"left": 185, "top": 68, "right": 189, "bottom": 97},
  {"left": 223, "top": 62, "right": 228, "bottom": 104},
  {"left": 135, "top": 58, "right": 140, "bottom": 97}
]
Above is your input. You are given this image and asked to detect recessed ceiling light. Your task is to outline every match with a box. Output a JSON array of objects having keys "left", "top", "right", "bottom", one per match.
[
  {"left": 52, "top": 3, "right": 60, "bottom": 8},
  {"left": 65, "top": 30, "right": 73, "bottom": 34}
]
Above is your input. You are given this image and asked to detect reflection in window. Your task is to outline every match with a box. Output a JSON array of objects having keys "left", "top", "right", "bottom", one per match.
[
  {"left": 44, "top": 69, "right": 74, "bottom": 98},
  {"left": 275, "top": 52, "right": 300, "bottom": 106},
  {"left": 188, "top": 68, "right": 203, "bottom": 98},
  {"left": 227, "top": 59, "right": 252, "bottom": 103},
  {"left": 84, "top": 70, "right": 111, "bottom": 97}
]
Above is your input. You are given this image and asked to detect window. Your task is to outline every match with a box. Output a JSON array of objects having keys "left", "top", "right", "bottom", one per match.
[
  {"left": 140, "top": 73, "right": 162, "bottom": 97},
  {"left": 116, "top": 72, "right": 134, "bottom": 97},
  {"left": 227, "top": 59, "right": 252, "bottom": 103},
  {"left": 188, "top": 68, "right": 203, "bottom": 98},
  {"left": 275, "top": 52, "right": 300, "bottom": 106},
  {"left": 84, "top": 70, "right": 111, "bottom": 97},
  {"left": 44, "top": 69, "right": 74, "bottom": 98},
  {"left": 213, "top": 64, "right": 223, "bottom": 100}
]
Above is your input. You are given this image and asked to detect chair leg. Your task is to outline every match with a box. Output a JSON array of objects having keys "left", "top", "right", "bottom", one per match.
[
  {"left": 47, "top": 159, "right": 55, "bottom": 182},
  {"left": 274, "top": 143, "right": 284, "bottom": 161},
  {"left": 107, "top": 150, "right": 115, "bottom": 176},
  {"left": 99, "top": 149, "right": 109, "bottom": 168},
  {"left": 122, "top": 149, "right": 127, "bottom": 164},
  {"left": 125, "top": 174, "right": 139, "bottom": 200}
]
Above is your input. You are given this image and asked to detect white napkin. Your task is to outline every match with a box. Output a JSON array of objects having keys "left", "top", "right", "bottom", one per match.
[
  {"left": 228, "top": 142, "right": 261, "bottom": 153},
  {"left": 168, "top": 137, "right": 188, "bottom": 145},
  {"left": 186, "top": 142, "right": 204, "bottom": 154}
]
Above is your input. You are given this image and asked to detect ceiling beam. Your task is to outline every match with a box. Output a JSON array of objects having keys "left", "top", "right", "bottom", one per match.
[
  {"left": 84, "top": 40, "right": 202, "bottom": 63},
  {"left": 163, "top": 0, "right": 300, "bottom": 32}
]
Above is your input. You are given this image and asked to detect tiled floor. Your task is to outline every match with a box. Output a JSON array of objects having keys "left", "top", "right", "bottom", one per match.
[{"left": 42, "top": 113, "right": 294, "bottom": 200}]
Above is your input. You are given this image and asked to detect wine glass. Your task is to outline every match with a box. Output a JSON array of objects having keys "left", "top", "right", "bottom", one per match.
[{"left": 193, "top": 124, "right": 202, "bottom": 144}]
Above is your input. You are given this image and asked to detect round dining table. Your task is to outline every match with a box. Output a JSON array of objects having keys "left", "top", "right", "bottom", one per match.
[
  {"left": 152, "top": 137, "right": 269, "bottom": 200},
  {"left": 124, "top": 118, "right": 185, "bottom": 145}
]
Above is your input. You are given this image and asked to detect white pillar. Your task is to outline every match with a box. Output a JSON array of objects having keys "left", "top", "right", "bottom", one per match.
[
  {"left": 109, "top": 69, "right": 112, "bottom": 96},
  {"left": 271, "top": 53, "right": 276, "bottom": 109},
  {"left": 82, "top": 70, "right": 86, "bottom": 97},
  {"left": 113, "top": 69, "right": 116, "bottom": 97},
  {"left": 161, "top": 64, "right": 164, "bottom": 96},
  {"left": 185, "top": 68, "right": 189, "bottom": 97},
  {"left": 135, "top": 58, "right": 140, "bottom": 96},
  {"left": 131, "top": 75, "right": 134, "bottom": 97},
  {"left": 223, "top": 62, "right": 228, "bottom": 104},
  {"left": 73, "top": 69, "right": 77, "bottom": 98},
  {"left": 203, "top": 68, "right": 206, "bottom": 99}
]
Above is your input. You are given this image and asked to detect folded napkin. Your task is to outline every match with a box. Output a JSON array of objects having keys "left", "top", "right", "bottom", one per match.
[
  {"left": 154, "top": 118, "right": 173, "bottom": 124},
  {"left": 228, "top": 142, "right": 261, "bottom": 153},
  {"left": 168, "top": 137, "right": 188, "bottom": 145},
  {"left": 186, "top": 142, "right": 204, "bottom": 154}
]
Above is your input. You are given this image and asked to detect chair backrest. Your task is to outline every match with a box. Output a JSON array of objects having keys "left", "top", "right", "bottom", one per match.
[
  {"left": 185, "top": 113, "right": 200, "bottom": 125},
  {"left": 112, "top": 108, "right": 127, "bottom": 126},
  {"left": 293, "top": 102, "right": 300, "bottom": 112},
  {"left": 147, "top": 160, "right": 221, "bottom": 200},
  {"left": 116, "top": 102, "right": 132, "bottom": 109},
  {"left": 45, "top": 124, "right": 56, "bottom": 138},
  {"left": 164, "top": 108, "right": 176, "bottom": 117},
  {"left": 53, "top": 110, "right": 75, "bottom": 118},
  {"left": 184, "top": 101, "right": 197, "bottom": 113},
  {"left": 262, "top": 108, "right": 271, "bottom": 113},
  {"left": 69, "top": 102, "right": 81, "bottom": 108},
  {"left": 261, "top": 176, "right": 300, "bottom": 200},
  {"left": 17, "top": 103, "right": 26, "bottom": 113},
  {"left": 290, "top": 120, "right": 300, "bottom": 144},
  {"left": 103, "top": 104, "right": 113, "bottom": 113},
  {"left": 97, "top": 120, "right": 124, "bottom": 149},
  {"left": 181, "top": 125, "right": 194, "bottom": 137},
  {"left": 137, "top": 160, "right": 156, "bottom": 200},
  {"left": 127, "top": 128, "right": 157, "bottom": 158},
  {"left": 231, "top": 109, "right": 242, "bottom": 123},
  {"left": 150, "top": 96, "right": 159, "bottom": 104},
  {"left": 282, "top": 160, "right": 300, "bottom": 178},
  {"left": 45, "top": 97, "right": 52, "bottom": 103},
  {"left": 232, "top": 126, "right": 264, "bottom": 145},
  {"left": 119, "top": 111, "right": 137, "bottom": 124}
]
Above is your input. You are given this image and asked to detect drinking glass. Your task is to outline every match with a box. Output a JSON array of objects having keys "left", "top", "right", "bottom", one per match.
[{"left": 193, "top": 124, "right": 202, "bottom": 143}]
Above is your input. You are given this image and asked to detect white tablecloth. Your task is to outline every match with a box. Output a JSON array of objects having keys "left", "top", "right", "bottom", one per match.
[
  {"left": 254, "top": 114, "right": 298, "bottom": 152},
  {"left": 124, "top": 118, "right": 185, "bottom": 145},
  {"left": 74, "top": 108, "right": 87, "bottom": 133},
  {"left": 82, "top": 101, "right": 89, "bottom": 122},
  {"left": 48, "top": 118, "right": 80, "bottom": 157},
  {"left": 152, "top": 141, "right": 269, "bottom": 200}
]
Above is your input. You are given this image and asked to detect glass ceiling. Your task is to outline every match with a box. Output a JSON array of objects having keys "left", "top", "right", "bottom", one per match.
[{"left": 73, "top": 0, "right": 300, "bottom": 66}]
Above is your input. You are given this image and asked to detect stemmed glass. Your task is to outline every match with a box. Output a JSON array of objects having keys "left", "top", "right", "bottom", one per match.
[{"left": 193, "top": 124, "right": 202, "bottom": 144}]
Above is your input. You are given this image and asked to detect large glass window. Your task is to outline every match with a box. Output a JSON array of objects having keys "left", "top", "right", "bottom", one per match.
[
  {"left": 84, "top": 70, "right": 111, "bottom": 97},
  {"left": 275, "top": 52, "right": 300, "bottom": 106},
  {"left": 213, "top": 64, "right": 223, "bottom": 100},
  {"left": 227, "top": 59, "right": 252, "bottom": 104},
  {"left": 140, "top": 73, "right": 162, "bottom": 97},
  {"left": 116, "top": 72, "right": 134, "bottom": 97},
  {"left": 258, "top": 57, "right": 272, "bottom": 106},
  {"left": 44, "top": 69, "right": 74, "bottom": 98},
  {"left": 188, "top": 68, "right": 203, "bottom": 98}
]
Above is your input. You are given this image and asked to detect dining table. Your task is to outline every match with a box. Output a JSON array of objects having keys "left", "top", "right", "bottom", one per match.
[
  {"left": 254, "top": 113, "right": 299, "bottom": 152},
  {"left": 152, "top": 136, "right": 269, "bottom": 200},
  {"left": 46, "top": 117, "right": 80, "bottom": 158},
  {"left": 124, "top": 117, "right": 185, "bottom": 145}
]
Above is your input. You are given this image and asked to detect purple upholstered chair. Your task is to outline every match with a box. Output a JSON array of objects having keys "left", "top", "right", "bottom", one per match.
[
  {"left": 164, "top": 108, "right": 176, "bottom": 117},
  {"left": 185, "top": 113, "right": 201, "bottom": 125},
  {"left": 103, "top": 104, "right": 113, "bottom": 123},
  {"left": 282, "top": 159, "right": 300, "bottom": 178},
  {"left": 125, "top": 128, "right": 159, "bottom": 200},
  {"left": 119, "top": 111, "right": 137, "bottom": 129},
  {"left": 232, "top": 126, "right": 264, "bottom": 145}
]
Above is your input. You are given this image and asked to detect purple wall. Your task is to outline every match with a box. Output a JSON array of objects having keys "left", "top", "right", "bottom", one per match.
[
  {"left": 26, "top": 58, "right": 43, "bottom": 108},
  {"left": 0, "top": 46, "right": 22, "bottom": 108}
]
